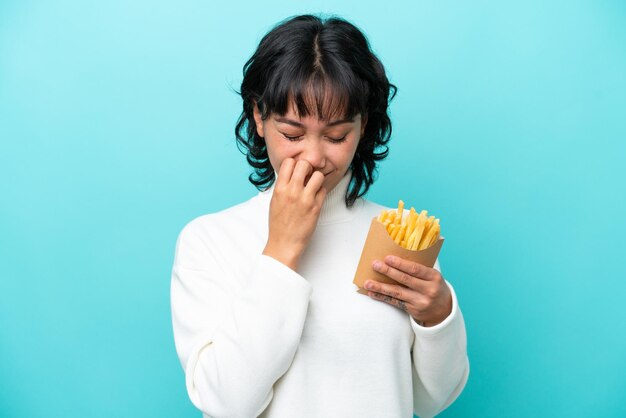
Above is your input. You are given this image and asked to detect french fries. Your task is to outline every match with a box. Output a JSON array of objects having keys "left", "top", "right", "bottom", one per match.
[{"left": 376, "top": 200, "right": 441, "bottom": 251}]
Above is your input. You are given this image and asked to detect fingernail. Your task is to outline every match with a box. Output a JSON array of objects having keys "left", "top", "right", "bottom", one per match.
[
  {"left": 365, "top": 281, "right": 372, "bottom": 289},
  {"left": 385, "top": 255, "right": 396, "bottom": 264},
  {"left": 372, "top": 260, "right": 382, "bottom": 270}
]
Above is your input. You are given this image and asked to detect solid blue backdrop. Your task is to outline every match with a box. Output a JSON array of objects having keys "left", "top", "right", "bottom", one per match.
[{"left": 1, "top": 1, "right": 625, "bottom": 417}]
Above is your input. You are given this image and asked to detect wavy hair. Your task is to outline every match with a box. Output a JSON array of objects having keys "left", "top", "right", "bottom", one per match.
[{"left": 234, "top": 14, "right": 397, "bottom": 207}]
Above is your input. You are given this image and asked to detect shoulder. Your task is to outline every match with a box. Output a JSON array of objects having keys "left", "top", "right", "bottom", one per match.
[
  {"left": 173, "top": 192, "right": 269, "bottom": 268},
  {"left": 358, "top": 197, "right": 391, "bottom": 218},
  {"left": 182, "top": 193, "right": 264, "bottom": 236}
]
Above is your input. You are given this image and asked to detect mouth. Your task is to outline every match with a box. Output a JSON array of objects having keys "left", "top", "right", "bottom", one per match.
[{"left": 304, "top": 171, "right": 327, "bottom": 186}]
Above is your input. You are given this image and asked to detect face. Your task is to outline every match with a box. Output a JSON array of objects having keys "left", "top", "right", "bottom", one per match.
[{"left": 253, "top": 100, "right": 367, "bottom": 193}]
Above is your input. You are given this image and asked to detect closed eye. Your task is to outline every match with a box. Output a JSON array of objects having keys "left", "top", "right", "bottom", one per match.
[
  {"left": 281, "top": 133, "right": 347, "bottom": 143},
  {"left": 282, "top": 133, "right": 302, "bottom": 141},
  {"left": 327, "top": 135, "right": 347, "bottom": 144}
]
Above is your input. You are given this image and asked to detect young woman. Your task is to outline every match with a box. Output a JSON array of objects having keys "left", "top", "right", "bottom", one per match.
[{"left": 171, "top": 14, "right": 469, "bottom": 418}]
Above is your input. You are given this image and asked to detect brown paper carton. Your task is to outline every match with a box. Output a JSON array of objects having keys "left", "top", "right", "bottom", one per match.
[{"left": 352, "top": 217, "right": 444, "bottom": 295}]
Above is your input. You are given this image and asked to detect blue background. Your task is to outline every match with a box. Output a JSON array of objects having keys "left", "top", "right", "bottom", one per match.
[{"left": 1, "top": 1, "right": 625, "bottom": 417}]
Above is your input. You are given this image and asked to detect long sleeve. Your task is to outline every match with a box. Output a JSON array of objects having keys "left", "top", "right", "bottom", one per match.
[
  {"left": 170, "top": 222, "right": 313, "bottom": 417},
  {"left": 409, "top": 259, "right": 470, "bottom": 418}
]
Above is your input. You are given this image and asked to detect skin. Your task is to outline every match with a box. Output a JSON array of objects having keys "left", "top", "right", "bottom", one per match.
[
  {"left": 252, "top": 99, "right": 452, "bottom": 327},
  {"left": 252, "top": 99, "right": 366, "bottom": 270},
  {"left": 365, "top": 256, "right": 452, "bottom": 327}
]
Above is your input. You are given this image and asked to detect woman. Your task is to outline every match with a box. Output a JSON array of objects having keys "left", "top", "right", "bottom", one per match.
[{"left": 171, "top": 14, "right": 469, "bottom": 418}]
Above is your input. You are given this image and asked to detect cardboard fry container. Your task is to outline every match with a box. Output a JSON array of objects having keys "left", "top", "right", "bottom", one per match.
[{"left": 352, "top": 217, "right": 444, "bottom": 295}]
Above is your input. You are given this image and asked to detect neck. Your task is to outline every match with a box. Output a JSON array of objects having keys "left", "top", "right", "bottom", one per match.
[{"left": 318, "top": 171, "right": 354, "bottom": 223}]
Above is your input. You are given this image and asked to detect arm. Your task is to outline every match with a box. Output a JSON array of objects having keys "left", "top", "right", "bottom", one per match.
[
  {"left": 360, "top": 248, "right": 470, "bottom": 417},
  {"left": 410, "top": 277, "right": 470, "bottom": 418},
  {"left": 170, "top": 224, "right": 312, "bottom": 417}
]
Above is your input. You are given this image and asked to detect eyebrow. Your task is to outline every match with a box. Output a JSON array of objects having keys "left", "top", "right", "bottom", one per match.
[{"left": 274, "top": 117, "right": 355, "bottom": 127}]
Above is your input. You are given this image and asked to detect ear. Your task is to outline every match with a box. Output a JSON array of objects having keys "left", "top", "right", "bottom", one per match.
[
  {"left": 360, "top": 113, "right": 368, "bottom": 137},
  {"left": 252, "top": 100, "right": 265, "bottom": 138}
]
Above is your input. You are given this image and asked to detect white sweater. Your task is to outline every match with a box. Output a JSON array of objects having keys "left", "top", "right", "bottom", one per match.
[{"left": 170, "top": 172, "right": 469, "bottom": 418}]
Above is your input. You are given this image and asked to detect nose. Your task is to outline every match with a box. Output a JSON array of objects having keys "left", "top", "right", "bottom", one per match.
[{"left": 300, "top": 138, "right": 326, "bottom": 170}]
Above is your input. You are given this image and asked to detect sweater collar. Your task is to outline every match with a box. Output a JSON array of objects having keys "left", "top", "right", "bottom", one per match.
[{"left": 258, "top": 169, "right": 360, "bottom": 224}]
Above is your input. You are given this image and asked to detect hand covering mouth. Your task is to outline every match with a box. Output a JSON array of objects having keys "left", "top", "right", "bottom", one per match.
[{"left": 304, "top": 170, "right": 326, "bottom": 186}]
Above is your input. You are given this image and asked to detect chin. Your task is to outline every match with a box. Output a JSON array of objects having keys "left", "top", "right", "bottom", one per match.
[{"left": 323, "top": 177, "right": 339, "bottom": 192}]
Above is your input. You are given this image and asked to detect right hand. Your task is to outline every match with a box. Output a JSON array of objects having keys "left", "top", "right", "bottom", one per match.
[{"left": 262, "top": 158, "right": 327, "bottom": 270}]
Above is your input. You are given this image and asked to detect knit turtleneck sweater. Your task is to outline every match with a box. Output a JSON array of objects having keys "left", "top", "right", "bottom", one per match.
[{"left": 170, "top": 170, "right": 469, "bottom": 418}]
